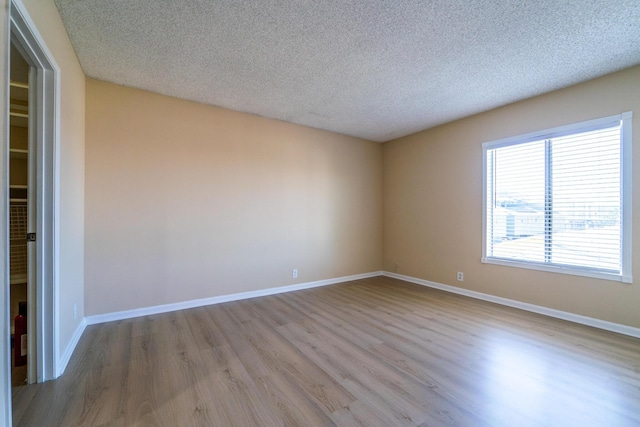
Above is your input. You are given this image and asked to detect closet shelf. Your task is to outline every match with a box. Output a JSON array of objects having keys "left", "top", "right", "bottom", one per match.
[
  {"left": 10, "top": 185, "right": 28, "bottom": 201},
  {"left": 10, "top": 81, "right": 28, "bottom": 89},
  {"left": 10, "top": 274, "right": 27, "bottom": 285},
  {"left": 9, "top": 148, "right": 28, "bottom": 159}
]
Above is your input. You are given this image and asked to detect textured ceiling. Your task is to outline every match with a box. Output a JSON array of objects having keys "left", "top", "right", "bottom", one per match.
[{"left": 54, "top": 0, "right": 640, "bottom": 142}]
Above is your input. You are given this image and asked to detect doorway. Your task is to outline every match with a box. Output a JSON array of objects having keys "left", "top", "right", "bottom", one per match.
[
  {"left": 2, "top": 2, "right": 59, "bottom": 422},
  {"left": 6, "top": 0, "right": 58, "bottom": 388},
  {"left": 8, "top": 41, "right": 32, "bottom": 387}
]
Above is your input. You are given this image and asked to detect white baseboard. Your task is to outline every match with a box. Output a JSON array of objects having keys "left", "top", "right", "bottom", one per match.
[
  {"left": 383, "top": 271, "right": 640, "bottom": 339},
  {"left": 57, "top": 317, "right": 87, "bottom": 377},
  {"left": 75, "top": 269, "right": 639, "bottom": 369},
  {"left": 86, "top": 271, "right": 383, "bottom": 325}
]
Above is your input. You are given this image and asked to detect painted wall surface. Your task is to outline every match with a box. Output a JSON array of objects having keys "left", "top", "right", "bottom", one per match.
[
  {"left": 22, "top": 0, "right": 85, "bottom": 362},
  {"left": 85, "top": 78, "right": 382, "bottom": 316},
  {"left": 383, "top": 65, "right": 640, "bottom": 328}
]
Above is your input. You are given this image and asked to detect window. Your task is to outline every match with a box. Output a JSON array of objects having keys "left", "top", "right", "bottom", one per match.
[{"left": 482, "top": 113, "right": 632, "bottom": 283}]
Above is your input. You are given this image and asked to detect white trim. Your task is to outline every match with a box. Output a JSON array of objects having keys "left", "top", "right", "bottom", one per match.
[
  {"left": 1, "top": 0, "right": 12, "bottom": 423},
  {"left": 481, "top": 113, "right": 626, "bottom": 150},
  {"left": 481, "top": 140, "right": 489, "bottom": 276},
  {"left": 481, "top": 257, "right": 631, "bottom": 283},
  {"left": 620, "top": 111, "right": 633, "bottom": 285},
  {"left": 86, "top": 271, "right": 383, "bottom": 325},
  {"left": 57, "top": 318, "right": 86, "bottom": 376},
  {"left": 382, "top": 271, "right": 640, "bottom": 339}
]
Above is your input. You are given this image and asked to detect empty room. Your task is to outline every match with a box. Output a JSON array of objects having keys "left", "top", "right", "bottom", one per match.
[{"left": 2, "top": 0, "right": 640, "bottom": 426}]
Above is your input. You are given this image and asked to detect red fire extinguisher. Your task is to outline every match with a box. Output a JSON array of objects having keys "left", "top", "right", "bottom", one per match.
[{"left": 14, "top": 301, "right": 27, "bottom": 367}]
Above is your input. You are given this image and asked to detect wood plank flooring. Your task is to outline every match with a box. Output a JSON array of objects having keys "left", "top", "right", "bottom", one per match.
[{"left": 12, "top": 276, "right": 640, "bottom": 426}]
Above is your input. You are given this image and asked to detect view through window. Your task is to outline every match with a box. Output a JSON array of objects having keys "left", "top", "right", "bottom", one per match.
[{"left": 483, "top": 113, "right": 632, "bottom": 282}]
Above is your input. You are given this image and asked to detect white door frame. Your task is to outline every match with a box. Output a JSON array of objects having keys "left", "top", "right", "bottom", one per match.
[
  {"left": 1, "top": 0, "right": 59, "bottom": 422},
  {"left": 1, "top": 0, "right": 13, "bottom": 423},
  {"left": 10, "top": 0, "right": 59, "bottom": 383}
]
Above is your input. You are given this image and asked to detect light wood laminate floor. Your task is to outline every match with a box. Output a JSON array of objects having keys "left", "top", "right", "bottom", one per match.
[{"left": 12, "top": 276, "right": 640, "bottom": 426}]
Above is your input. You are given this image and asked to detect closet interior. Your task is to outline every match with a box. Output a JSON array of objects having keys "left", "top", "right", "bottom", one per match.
[{"left": 9, "top": 44, "right": 30, "bottom": 387}]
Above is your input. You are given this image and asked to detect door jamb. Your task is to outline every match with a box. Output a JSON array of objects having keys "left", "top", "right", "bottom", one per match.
[
  {"left": 1, "top": 0, "right": 12, "bottom": 423},
  {"left": 10, "top": 0, "right": 59, "bottom": 383}
]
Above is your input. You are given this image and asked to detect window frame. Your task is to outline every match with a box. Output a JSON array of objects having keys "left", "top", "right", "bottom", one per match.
[{"left": 481, "top": 112, "right": 633, "bottom": 283}]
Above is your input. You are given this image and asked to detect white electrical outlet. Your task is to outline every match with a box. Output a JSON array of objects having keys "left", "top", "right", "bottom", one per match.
[
  {"left": 292, "top": 269, "right": 298, "bottom": 279},
  {"left": 457, "top": 272, "right": 464, "bottom": 282}
]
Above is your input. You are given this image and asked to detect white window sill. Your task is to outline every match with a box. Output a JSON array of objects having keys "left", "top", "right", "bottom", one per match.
[{"left": 481, "top": 257, "right": 632, "bottom": 284}]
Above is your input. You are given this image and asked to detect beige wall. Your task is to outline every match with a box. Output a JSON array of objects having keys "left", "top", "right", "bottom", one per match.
[
  {"left": 383, "top": 65, "right": 640, "bottom": 329},
  {"left": 22, "top": 0, "right": 86, "bottom": 360},
  {"left": 85, "top": 79, "right": 382, "bottom": 315}
]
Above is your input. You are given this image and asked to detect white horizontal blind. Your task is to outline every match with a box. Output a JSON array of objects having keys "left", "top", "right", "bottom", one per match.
[{"left": 485, "top": 119, "right": 625, "bottom": 276}]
